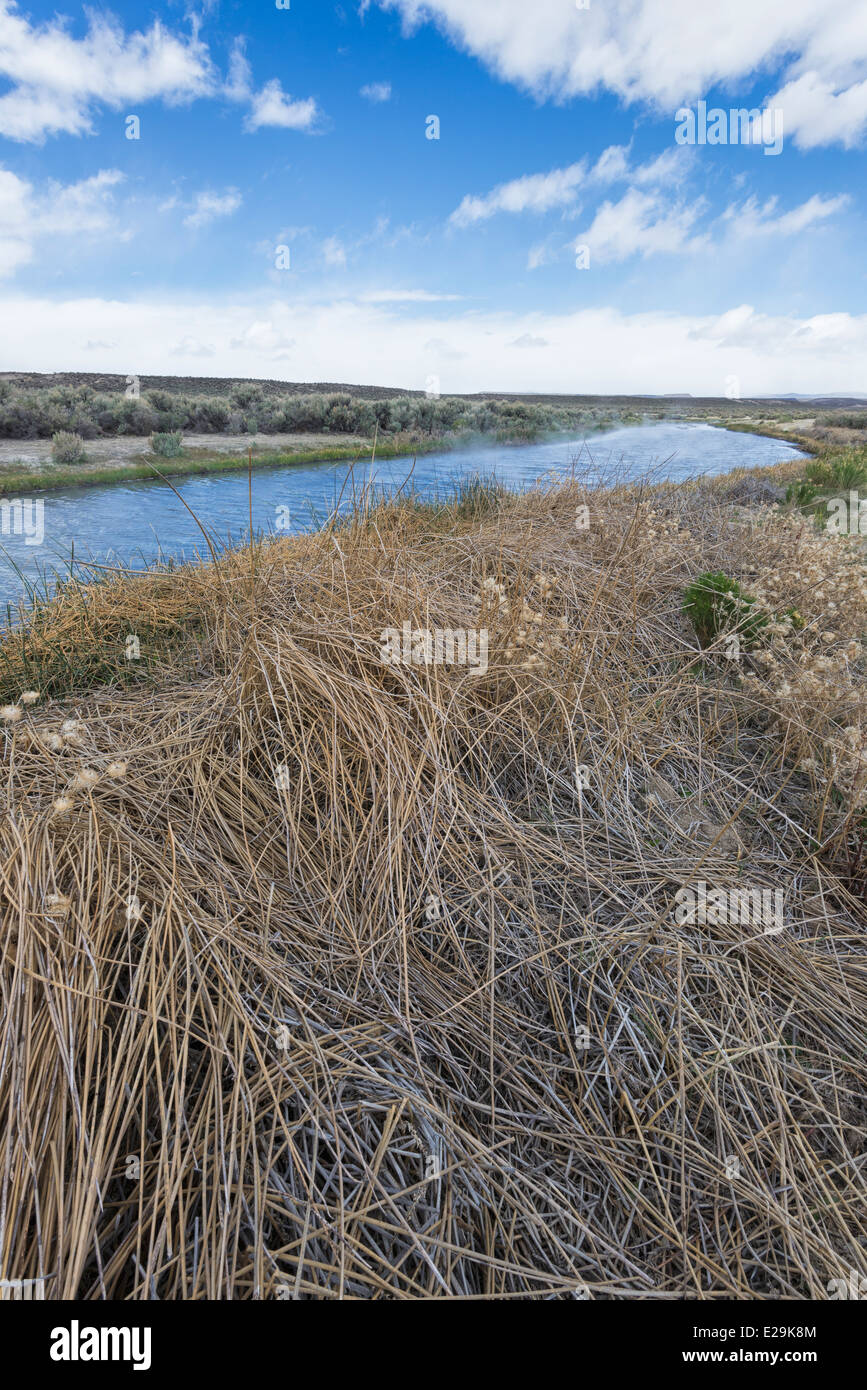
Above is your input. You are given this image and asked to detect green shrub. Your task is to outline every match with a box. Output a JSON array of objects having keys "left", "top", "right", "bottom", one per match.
[
  {"left": 682, "top": 571, "right": 768, "bottom": 649},
  {"left": 231, "top": 383, "right": 264, "bottom": 409},
  {"left": 805, "top": 461, "right": 835, "bottom": 487},
  {"left": 830, "top": 456, "right": 867, "bottom": 489},
  {"left": 150, "top": 431, "right": 184, "bottom": 458},
  {"left": 786, "top": 480, "right": 817, "bottom": 507},
  {"left": 50, "top": 430, "right": 87, "bottom": 464},
  {"left": 452, "top": 473, "right": 508, "bottom": 521}
]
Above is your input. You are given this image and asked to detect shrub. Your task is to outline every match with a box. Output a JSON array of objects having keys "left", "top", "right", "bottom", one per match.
[
  {"left": 805, "top": 461, "right": 835, "bottom": 488},
  {"left": 150, "top": 431, "right": 184, "bottom": 458},
  {"left": 188, "top": 398, "right": 230, "bottom": 433},
  {"left": 817, "top": 412, "right": 867, "bottom": 429},
  {"left": 50, "top": 430, "right": 87, "bottom": 464},
  {"left": 682, "top": 571, "right": 768, "bottom": 650},
  {"left": 231, "top": 383, "right": 264, "bottom": 409},
  {"left": 831, "top": 456, "right": 867, "bottom": 489},
  {"left": 786, "top": 481, "right": 817, "bottom": 507}
]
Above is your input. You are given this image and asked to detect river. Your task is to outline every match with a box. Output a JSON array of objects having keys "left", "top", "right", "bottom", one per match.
[{"left": 0, "top": 422, "right": 806, "bottom": 612}]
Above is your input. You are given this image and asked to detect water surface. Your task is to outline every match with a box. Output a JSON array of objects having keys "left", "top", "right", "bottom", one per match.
[{"left": 0, "top": 422, "right": 805, "bottom": 611}]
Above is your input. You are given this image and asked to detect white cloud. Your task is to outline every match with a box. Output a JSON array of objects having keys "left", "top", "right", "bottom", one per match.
[
  {"left": 423, "top": 335, "right": 466, "bottom": 360},
  {"left": 183, "top": 189, "right": 243, "bottom": 230},
  {"left": 577, "top": 189, "right": 709, "bottom": 263},
  {"left": 0, "top": 0, "right": 215, "bottom": 141},
  {"left": 722, "top": 192, "right": 850, "bottom": 239},
  {"left": 450, "top": 146, "right": 686, "bottom": 227},
  {"left": 0, "top": 165, "right": 125, "bottom": 276},
  {"left": 526, "top": 238, "right": 565, "bottom": 271},
  {"left": 764, "top": 72, "right": 867, "bottom": 149},
  {"left": 40, "top": 169, "right": 125, "bottom": 233},
  {"left": 5, "top": 293, "right": 867, "bottom": 395},
  {"left": 244, "top": 80, "right": 319, "bottom": 132},
  {"left": 170, "top": 335, "right": 215, "bottom": 357},
  {"left": 0, "top": 236, "right": 31, "bottom": 275},
  {"left": 509, "top": 333, "right": 549, "bottom": 348},
  {"left": 450, "top": 161, "right": 587, "bottom": 226},
  {"left": 376, "top": 0, "right": 867, "bottom": 149},
  {"left": 360, "top": 81, "right": 392, "bottom": 102},
  {"left": 322, "top": 236, "right": 347, "bottom": 268},
  {"left": 229, "top": 320, "right": 295, "bottom": 356},
  {"left": 0, "top": 4, "right": 322, "bottom": 143},
  {"left": 225, "top": 38, "right": 253, "bottom": 103}
]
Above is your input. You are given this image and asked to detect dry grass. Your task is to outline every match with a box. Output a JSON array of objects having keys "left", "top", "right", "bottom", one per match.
[{"left": 0, "top": 472, "right": 865, "bottom": 1300}]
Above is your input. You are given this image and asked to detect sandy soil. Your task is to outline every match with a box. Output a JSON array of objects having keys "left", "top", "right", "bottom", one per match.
[{"left": 0, "top": 432, "right": 371, "bottom": 471}]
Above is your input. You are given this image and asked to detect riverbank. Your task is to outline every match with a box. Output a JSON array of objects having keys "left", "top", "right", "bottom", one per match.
[
  {"left": 0, "top": 416, "right": 808, "bottom": 503},
  {"left": 0, "top": 424, "right": 810, "bottom": 609},
  {"left": 0, "top": 431, "right": 453, "bottom": 496},
  {"left": 2, "top": 459, "right": 864, "bottom": 1298}
]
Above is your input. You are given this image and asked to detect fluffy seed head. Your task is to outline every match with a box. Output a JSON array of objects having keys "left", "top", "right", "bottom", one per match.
[{"left": 72, "top": 768, "right": 100, "bottom": 791}]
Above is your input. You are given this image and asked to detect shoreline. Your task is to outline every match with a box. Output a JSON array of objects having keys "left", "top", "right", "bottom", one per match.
[
  {"left": 0, "top": 434, "right": 454, "bottom": 497},
  {"left": 0, "top": 417, "right": 806, "bottom": 497}
]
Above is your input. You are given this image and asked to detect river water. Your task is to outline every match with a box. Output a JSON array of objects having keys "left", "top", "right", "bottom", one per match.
[{"left": 0, "top": 422, "right": 805, "bottom": 611}]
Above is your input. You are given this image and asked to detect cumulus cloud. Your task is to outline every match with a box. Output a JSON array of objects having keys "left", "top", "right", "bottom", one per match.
[
  {"left": 244, "top": 80, "right": 319, "bottom": 132},
  {"left": 0, "top": 4, "right": 322, "bottom": 143},
  {"left": 576, "top": 189, "right": 709, "bottom": 263},
  {"left": 375, "top": 0, "right": 867, "bottom": 148},
  {"left": 0, "top": 0, "right": 215, "bottom": 141},
  {"left": 183, "top": 189, "right": 243, "bottom": 230}
]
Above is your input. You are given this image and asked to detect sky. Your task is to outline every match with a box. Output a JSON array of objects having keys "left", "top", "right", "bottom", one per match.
[{"left": 0, "top": 0, "right": 866, "bottom": 395}]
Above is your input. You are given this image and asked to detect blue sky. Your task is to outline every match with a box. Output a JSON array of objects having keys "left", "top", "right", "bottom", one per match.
[{"left": 1, "top": 0, "right": 866, "bottom": 393}]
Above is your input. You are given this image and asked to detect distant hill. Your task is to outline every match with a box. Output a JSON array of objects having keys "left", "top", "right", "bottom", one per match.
[{"left": 1, "top": 372, "right": 864, "bottom": 410}]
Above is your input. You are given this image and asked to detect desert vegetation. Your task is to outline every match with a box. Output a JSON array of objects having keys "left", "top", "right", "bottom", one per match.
[
  {"left": 0, "top": 462, "right": 864, "bottom": 1299},
  {"left": 0, "top": 379, "right": 599, "bottom": 444}
]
